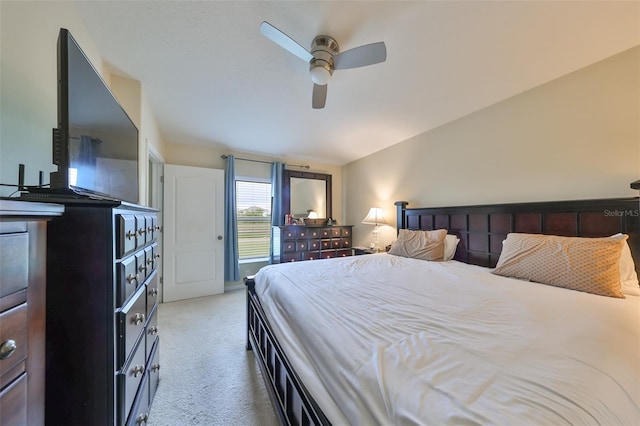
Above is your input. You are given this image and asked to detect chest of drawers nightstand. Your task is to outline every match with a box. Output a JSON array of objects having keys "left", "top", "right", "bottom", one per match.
[{"left": 353, "top": 247, "right": 378, "bottom": 256}]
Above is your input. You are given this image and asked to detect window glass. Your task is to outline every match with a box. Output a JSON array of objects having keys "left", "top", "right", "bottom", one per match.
[{"left": 236, "top": 180, "right": 271, "bottom": 259}]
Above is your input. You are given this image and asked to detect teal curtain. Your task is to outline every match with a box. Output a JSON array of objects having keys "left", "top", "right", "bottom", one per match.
[
  {"left": 270, "top": 162, "right": 284, "bottom": 263},
  {"left": 224, "top": 155, "right": 240, "bottom": 281},
  {"left": 271, "top": 162, "right": 284, "bottom": 227}
]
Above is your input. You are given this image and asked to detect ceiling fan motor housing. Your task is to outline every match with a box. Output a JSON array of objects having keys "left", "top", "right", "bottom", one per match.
[{"left": 310, "top": 36, "right": 339, "bottom": 85}]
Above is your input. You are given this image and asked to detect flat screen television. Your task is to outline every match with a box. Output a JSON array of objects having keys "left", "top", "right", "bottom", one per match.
[{"left": 47, "top": 28, "right": 139, "bottom": 203}]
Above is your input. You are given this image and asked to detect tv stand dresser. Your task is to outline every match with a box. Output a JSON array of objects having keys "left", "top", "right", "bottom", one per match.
[{"left": 43, "top": 198, "right": 160, "bottom": 425}]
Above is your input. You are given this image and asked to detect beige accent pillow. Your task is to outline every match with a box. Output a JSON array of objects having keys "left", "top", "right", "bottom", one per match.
[
  {"left": 389, "top": 229, "right": 447, "bottom": 261},
  {"left": 610, "top": 233, "right": 639, "bottom": 295},
  {"left": 492, "top": 233, "right": 626, "bottom": 298}
]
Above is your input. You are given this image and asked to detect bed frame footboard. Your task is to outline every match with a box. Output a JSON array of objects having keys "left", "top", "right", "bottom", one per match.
[{"left": 245, "top": 276, "right": 331, "bottom": 426}]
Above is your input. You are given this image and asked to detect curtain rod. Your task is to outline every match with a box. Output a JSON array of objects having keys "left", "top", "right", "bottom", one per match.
[{"left": 220, "top": 155, "right": 309, "bottom": 169}]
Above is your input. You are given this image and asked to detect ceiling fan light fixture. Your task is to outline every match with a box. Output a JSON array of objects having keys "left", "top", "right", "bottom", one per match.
[{"left": 310, "top": 66, "right": 331, "bottom": 85}]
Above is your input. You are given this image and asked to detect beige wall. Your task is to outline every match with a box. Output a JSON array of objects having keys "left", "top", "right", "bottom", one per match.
[
  {"left": 0, "top": 1, "right": 165, "bottom": 205},
  {"left": 164, "top": 142, "right": 346, "bottom": 224},
  {"left": 346, "top": 46, "right": 640, "bottom": 249},
  {"left": 0, "top": 1, "right": 100, "bottom": 195}
]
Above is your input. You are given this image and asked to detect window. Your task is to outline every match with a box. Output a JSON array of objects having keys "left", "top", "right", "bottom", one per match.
[{"left": 236, "top": 179, "right": 272, "bottom": 260}]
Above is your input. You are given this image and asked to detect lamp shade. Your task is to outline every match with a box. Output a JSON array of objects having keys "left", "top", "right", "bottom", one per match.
[{"left": 362, "top": 207, "right": 387, "bottom": 225}]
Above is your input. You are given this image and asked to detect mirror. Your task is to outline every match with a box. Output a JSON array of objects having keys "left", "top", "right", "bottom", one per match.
[{"left": 283, "top": 170, "right": 332, "bottom": 220}]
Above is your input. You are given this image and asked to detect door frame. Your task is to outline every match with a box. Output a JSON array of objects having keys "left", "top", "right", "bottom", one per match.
[{"left": 148, "top": 145, "right": 164, "bottom": 302}]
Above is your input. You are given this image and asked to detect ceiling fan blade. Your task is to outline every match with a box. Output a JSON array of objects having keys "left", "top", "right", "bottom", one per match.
[
  {"left": 333, "top": 41, "right": 387, "bottom": 70},
  {"left": 260, "top": 21, "right": 314, "bottom": 63},
  {"left": 312, "top": 84, "right": 327, "bottom": 109}
]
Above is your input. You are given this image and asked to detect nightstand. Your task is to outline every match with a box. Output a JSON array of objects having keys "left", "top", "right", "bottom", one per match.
[{"left": 353, "top": 247, "right": 377, "bottom": 255}]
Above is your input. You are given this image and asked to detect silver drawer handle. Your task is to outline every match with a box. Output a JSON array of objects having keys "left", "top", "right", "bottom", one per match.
[
  {"left": 0, "top": 339, "right": 17, "bottom": 360},
  {"left": 149, "top": 326, "right": 159, "bottom": 336},
  {"left": 133, "top": 313, "right": 145, "bottom": 325},
  {"left": 127, "top": 273, "right": 139, "bottom": 285},
  {"left": 126, "top": 230, "right": 136, "bottom": 240},
  {"left": 149, "top": 288, "right": 158, "bottom": 297},
  {"left": 138, "top": 228, "right": 146, "bottom": 236},
  {"left": 151, "top": 363, "right": 160, "bottom": 373},
  {"left": 138, "top": 264, "right": 147, "bottom": 273},
  {"left": 132, "top": 364, "right": 145, "bottom": 378},
  {"left": 154, "top": 253, "right": 161, "bottom": 260},
  {"left": 136, "top": 413, "right": 149, "bottom": 424}
]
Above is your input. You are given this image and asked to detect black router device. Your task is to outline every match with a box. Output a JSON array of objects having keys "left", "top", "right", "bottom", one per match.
[{"left": 18, "top": 163, "right": 25, "bottom": 191}]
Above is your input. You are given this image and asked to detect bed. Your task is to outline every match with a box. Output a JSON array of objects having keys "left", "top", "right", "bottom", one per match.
[{"left": 245, "top": 197, "right": 640, "bottom": 425}]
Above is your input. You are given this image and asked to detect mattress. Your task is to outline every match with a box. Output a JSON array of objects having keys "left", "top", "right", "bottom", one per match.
[{"left": 254, "top": 253, "right": 640, "bottom": 425}]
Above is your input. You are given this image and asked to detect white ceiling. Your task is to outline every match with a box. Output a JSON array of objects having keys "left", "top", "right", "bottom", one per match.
[{"left": 75, "top": 1, "right": 640, "bottom": 166}]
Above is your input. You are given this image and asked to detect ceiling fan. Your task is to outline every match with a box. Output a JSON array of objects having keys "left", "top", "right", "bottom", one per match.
[{"left": 260, "top": 21, "right": 387, "bottom": 109}]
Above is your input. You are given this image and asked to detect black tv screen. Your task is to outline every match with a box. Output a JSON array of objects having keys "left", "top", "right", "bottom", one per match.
[{"left": 50, "top": 28, "right": 138, "bottom": 203}]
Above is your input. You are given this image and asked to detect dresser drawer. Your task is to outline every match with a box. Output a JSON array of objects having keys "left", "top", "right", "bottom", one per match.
[
  {"left": 119, "top": 338, "right": 146, "bottom": 425},
  {"left": 336, "top": 249, "right": 352, "bottom": 258},
  {"left": 302, "top": 251, "right": 321, "bottom": 261},
  {"left": 145, "top": 272, "right": 159, "bottom": 319},
  {"left": 282, "top": 252, "right": 301, "bottom": 262},
  {"left": 0, "top": 372, "right": 26, "bottom": 426},
  {"left": 0, "top": 304, "right": 27, "bottom": 388},
  {"left": 144, "top": 214, "right": 157, "bottom": 243},
  {"left": 146, "top": 305, "right": 159, "bottom": 362},
  {"left": 125, "top": 371, "right": 149, "bottom": 426},
  {"left": 135, "top": 251, "right": 148, "bottom": 283},
  {"left": 0, "top": 233, "right": 28, "bottom": 299},
  {"left": 308, "top": 229, "right": 320, "bottom": 238},
  {"left": 117, "top": 256, "right": 139, "bottom": 307},
  {"left": 117, "top": 286, "right": 147, "bottom": 368},
  {"left": 135, "top": 215, "right": 148, "bottom": 248},
  {"left": 321, "top": 251, "right": 336, "bottom": 259},
  {"left": 144, "top": 246, "right": 154, "bottom": 276},
  {"left": 282, "top": 229, "right": 298, "bottom": 239},
  {"left": 148, "top": 340, "right": 160, "bottom": 406},
  {"left": 149, "top": 243, "right": 160, "bottom": 273},
  {"left": 117, "top": 215, "right": 138, "bottom": 258}
]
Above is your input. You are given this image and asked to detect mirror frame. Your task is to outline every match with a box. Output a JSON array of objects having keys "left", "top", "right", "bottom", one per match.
[{"left": 283, "top": 170, "right": 332, "bottom": 220}]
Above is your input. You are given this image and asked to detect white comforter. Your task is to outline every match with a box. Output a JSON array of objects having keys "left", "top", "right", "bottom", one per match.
[{"left": 254, "top": 254, "right": 640, "bottom": 426}]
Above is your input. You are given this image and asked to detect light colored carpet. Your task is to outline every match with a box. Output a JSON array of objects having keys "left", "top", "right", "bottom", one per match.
[{"left": 147, "top": 289, "right": 280, "bottom": 426}]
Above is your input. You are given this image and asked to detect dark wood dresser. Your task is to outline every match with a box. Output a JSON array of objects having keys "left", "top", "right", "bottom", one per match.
[
  {"left": 0, "top": 200, "right": 63, "bottom": 426},
  {"left": 272, "top": 225, "right": 353, "bottom": 263},
  {"left": 44, "top": 200, "right": 160, "bottom": 425}
]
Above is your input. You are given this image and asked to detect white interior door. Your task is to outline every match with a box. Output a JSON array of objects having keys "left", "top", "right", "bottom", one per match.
[{"left": 163, "top": 164, "right": 224, "bottom": 302}]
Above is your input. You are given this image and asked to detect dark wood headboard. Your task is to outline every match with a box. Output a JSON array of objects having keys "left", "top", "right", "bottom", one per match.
[{"left": 396, "top": 198, "right": 640, "bottom": 275}]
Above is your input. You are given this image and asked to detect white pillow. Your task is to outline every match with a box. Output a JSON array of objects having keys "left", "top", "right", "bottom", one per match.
[
  {"left": 444, "top": 234, "right": 460, "bottom": 261},
  {"left": 611, "top": 233, "right": 639, "bottom": 296}
]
